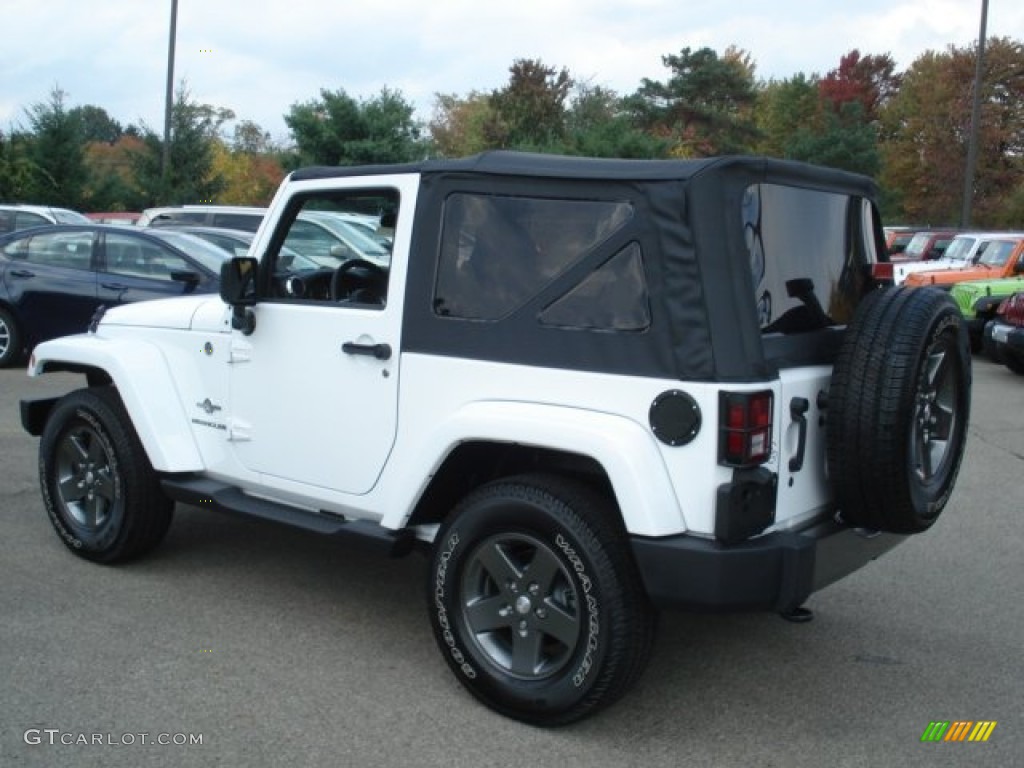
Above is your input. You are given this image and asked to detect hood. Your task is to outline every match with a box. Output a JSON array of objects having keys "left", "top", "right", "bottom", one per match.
[{"left": 98, "top": 295, "right": 227, "bottom": 332}]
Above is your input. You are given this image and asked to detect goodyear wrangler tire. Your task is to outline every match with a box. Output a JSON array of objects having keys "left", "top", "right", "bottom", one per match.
[
  {"left": 428, "top": 474, "right": 655, "bottom": 726},
  {"left": 827, "top": 287, "right": 971, "bottom": 533},
  {"left": 39, "top": 386, "right": 174, "bottom": 563}
]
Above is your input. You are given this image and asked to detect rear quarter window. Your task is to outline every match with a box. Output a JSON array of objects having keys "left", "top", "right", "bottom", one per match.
[{"left": 743, "top": 183, "right": 870, "bottom": 334}]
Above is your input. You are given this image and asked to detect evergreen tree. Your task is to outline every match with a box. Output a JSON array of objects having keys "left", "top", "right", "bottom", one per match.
[
  {"left": 626, "top": 47, "right": 759, "bottom": 156},
  {"left": 23, "top": 86, "right": 87, "bottom": 207},
  {"left": 285, "top": 87, "right": 427, "bottom": 167},
  {"left": 131, "top": 84, "right": 229, "bottom": 206}
]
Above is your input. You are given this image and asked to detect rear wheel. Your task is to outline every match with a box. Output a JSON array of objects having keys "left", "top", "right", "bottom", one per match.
[
  {"left": 39, "top": 386, "right": 174, "bottom": 562},
  {"left": 827, "top": 287, "right": 971, "bottom": 533},
  {"left": 428, "top": 474, "right": 655, "bottom": 726}
]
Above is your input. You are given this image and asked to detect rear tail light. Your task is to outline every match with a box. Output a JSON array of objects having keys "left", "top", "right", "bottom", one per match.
[
  {"left": 718, "top": 390, "right": 774, "bottom": 468},
  {"left": 1000, "top": 292, "right": 1024, "bottom": 325},
  {"left": 871, "top": 263, "right": 893, "bottom": 282}
]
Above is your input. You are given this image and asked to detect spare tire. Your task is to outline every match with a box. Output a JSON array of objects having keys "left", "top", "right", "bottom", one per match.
[{"left": 827, "top": 287, "right": 971, "bottom": 533}]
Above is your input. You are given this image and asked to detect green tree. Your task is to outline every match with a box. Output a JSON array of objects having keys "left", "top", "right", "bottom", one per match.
[
  {"left": 485, "top": 59, "right": 573, "bottom": 149},
  {"left": 285, "top": 87, "right": 426, "bottom": 167},
  {"left": 0, "top": 130, "right": 36, "bottom": 202},
  {"left": 626, "top": 46, "right": 759, "bottom": 156},
  {"left": 786, "top": 101, "right": 880, "bottom": 176},
  {"left": 563, "top": 83, "right": 668, "bottom": 158},
  {"left": 23, "top": 86, "right": 88, "bottom": 207},
  {"left": 755, "top": 74, "right": 822, "bottom": 157},
  {"left": 69, "top": 105, "right": 124, "bottom": 144},
  {"left": 131, "top": 84, "right": 229, "bottom": 206},
  {"left": 429, "top": 91, "right": 494, "bottom": 157},
  {"left": 233, "top": 119, "right": 273, "bottom": 154}
]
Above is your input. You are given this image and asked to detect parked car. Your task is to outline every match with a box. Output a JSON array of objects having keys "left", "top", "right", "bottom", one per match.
[
  {"left": 989, "top": 291, "right": 1024, "bottom": 374},
  {"left": 0, "top": 225, "right": 228, "bottom": 366},
  {"left": 85, "top": 212, "right": 142, "bottom": 226},
  {"left": 950, "top": 274, "right": 1024, "bottom": 351},
  {"left": 883, "top": 225, "right": 917, "bottom": 257},
  {"left": 163, "top": 225, "right": 320, "bottom": 270},
  {"left": 138, "top": 204, "right": 267, "bottom": 231},
  {"left": 141, "top": 205, "right": 390, "bottom": 265},
  {"left": 284, "top": 210, "right": 392, "bottom": 267},
  {"left": 887, "top": 231, "right": 1014, "bottom": 285},
  {"left": 903, "top": 234, "right": 1024, "bottom": 289},
  {"left": 892, "top": 228, "right": 960, "bottom": 262},
  {"left": 0, "top": 204, "right": 91, "bottom": 235}
]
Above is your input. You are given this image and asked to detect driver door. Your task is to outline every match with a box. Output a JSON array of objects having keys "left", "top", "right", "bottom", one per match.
[{"left": 226, "top": 177, "right": 415, "bottom": 496}]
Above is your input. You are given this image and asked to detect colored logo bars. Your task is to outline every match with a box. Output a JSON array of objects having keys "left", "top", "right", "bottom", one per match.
[{"left": 921, "top": 721, "right": 997, "bottom": 742}]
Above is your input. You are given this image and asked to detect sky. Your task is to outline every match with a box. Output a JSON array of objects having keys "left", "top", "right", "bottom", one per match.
[{"left": 2, "top": 0, "right": 1021, "bottom": 146}]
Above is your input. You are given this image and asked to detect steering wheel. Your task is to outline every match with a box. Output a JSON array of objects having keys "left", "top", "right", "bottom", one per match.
[{"left": 330, "top": 258, "right": 387, "bottom": 303}]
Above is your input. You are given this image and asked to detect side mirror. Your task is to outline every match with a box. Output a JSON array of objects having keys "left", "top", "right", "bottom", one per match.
[
  {"left": 220, "top": 257, "right": 258, "bottom": 335},
  {"left": 170, "top": 270, "right": 201, "bottom": 293},
  {"left": 220, "top": 257, "right": 258, "bottom": 305}
]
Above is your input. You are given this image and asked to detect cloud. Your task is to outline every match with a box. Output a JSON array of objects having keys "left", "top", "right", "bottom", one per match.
[{"left": 1, "top": 0, "right": 1018, "bottom": 144}]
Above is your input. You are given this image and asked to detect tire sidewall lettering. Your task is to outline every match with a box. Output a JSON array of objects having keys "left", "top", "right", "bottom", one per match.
[
  {"left": 433, "top": 531, "right": 477, "bottom": 680},
  {"left": 554, "top": 533, "right": 601, "bottom": 688}
]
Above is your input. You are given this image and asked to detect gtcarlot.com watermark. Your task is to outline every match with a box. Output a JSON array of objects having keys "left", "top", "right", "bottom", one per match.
[{"left": 24, "top": 729, "right": 203, "bottom": 747}]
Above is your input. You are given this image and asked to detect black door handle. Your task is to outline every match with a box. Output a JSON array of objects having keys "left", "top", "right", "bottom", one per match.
[
  {"left": 342, "top": 341, "right": 392, "bottom": 360},
  {"left": 9, "top": 269, "right": 35, "bottom": 278},
  {"left": 101, "top": 282, "right": 129, "bottom": 290}
]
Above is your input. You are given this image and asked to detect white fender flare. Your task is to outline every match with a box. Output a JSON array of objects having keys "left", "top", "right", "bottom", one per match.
[
  {"left": 29, "top": 335, "right": 204, "bottom": 472},
  {"left": 384, "top": 400, "right": 686, "bottom": 537}
]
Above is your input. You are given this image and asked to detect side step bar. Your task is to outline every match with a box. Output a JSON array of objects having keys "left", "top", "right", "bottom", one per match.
[{"left": 160, "top": 475, "right": 415, "bottom": 557}]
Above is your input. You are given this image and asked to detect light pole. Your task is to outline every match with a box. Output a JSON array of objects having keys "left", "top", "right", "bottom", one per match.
[
  {"left": 161, "top": 0, "right": 178, "bottom": 191},
  {"left": 961, "top": 0, "right": 989, "bottom": 227}
]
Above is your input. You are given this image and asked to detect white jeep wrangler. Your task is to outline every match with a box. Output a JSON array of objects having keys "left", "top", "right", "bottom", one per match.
[{"left": 21, "top": 153, "right": 971, "bottom": 725}]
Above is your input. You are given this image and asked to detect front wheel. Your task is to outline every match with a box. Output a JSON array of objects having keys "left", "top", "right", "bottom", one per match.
[
  {"left": 0, "top": 306, "right": 22, "bottom": 367},
  {"left": 428, "top": 474, "right": 655, "bottom": 726},
  {"left": 39, "top": 386, "right": 174, "bottom": 563}
]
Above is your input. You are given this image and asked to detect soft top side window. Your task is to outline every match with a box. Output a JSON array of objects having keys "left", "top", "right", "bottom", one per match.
[{"left": 435, "top": 193, "right": 632, "bottom": 321}]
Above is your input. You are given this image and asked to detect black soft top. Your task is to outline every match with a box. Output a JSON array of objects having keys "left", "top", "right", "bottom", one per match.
[
  {"left": 298, "top": 152, "right": 881, "bottom": 383},
  {"left": 291, "top": 151, "right": 878, "bottom": 198}
]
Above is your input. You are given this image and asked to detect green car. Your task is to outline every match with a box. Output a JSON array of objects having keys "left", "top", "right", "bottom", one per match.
[{"left": 951, "top": 275, "right": 1024, "bottom": 351}]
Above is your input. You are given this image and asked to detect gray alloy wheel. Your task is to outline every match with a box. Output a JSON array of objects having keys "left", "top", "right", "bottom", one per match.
[
  {"left": 55, "top": 420, "right": 119, "bottom": 538},
  {"left": 910, "top": 344, "right": 960, "bottom": 484},
  {"left": 460, "top": 532, "right": 581, "bottom": 680}
]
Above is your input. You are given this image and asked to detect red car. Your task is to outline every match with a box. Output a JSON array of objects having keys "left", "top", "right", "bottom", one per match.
[{"left": 989, "top": 292, "right": 1024, "bottom": 375}]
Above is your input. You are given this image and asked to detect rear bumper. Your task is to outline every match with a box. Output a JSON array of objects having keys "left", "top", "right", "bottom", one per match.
[
  {"left": 990, "top": 321, "right": 1024, "bottom": 351},
  {"left": 631, "top": 519, "right": 906, "bottom": 613}
]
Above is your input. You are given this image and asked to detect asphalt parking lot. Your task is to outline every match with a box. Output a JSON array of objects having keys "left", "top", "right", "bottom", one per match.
[{"left": 1, "top": 362, "right": 1021, "bottom": 768}]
